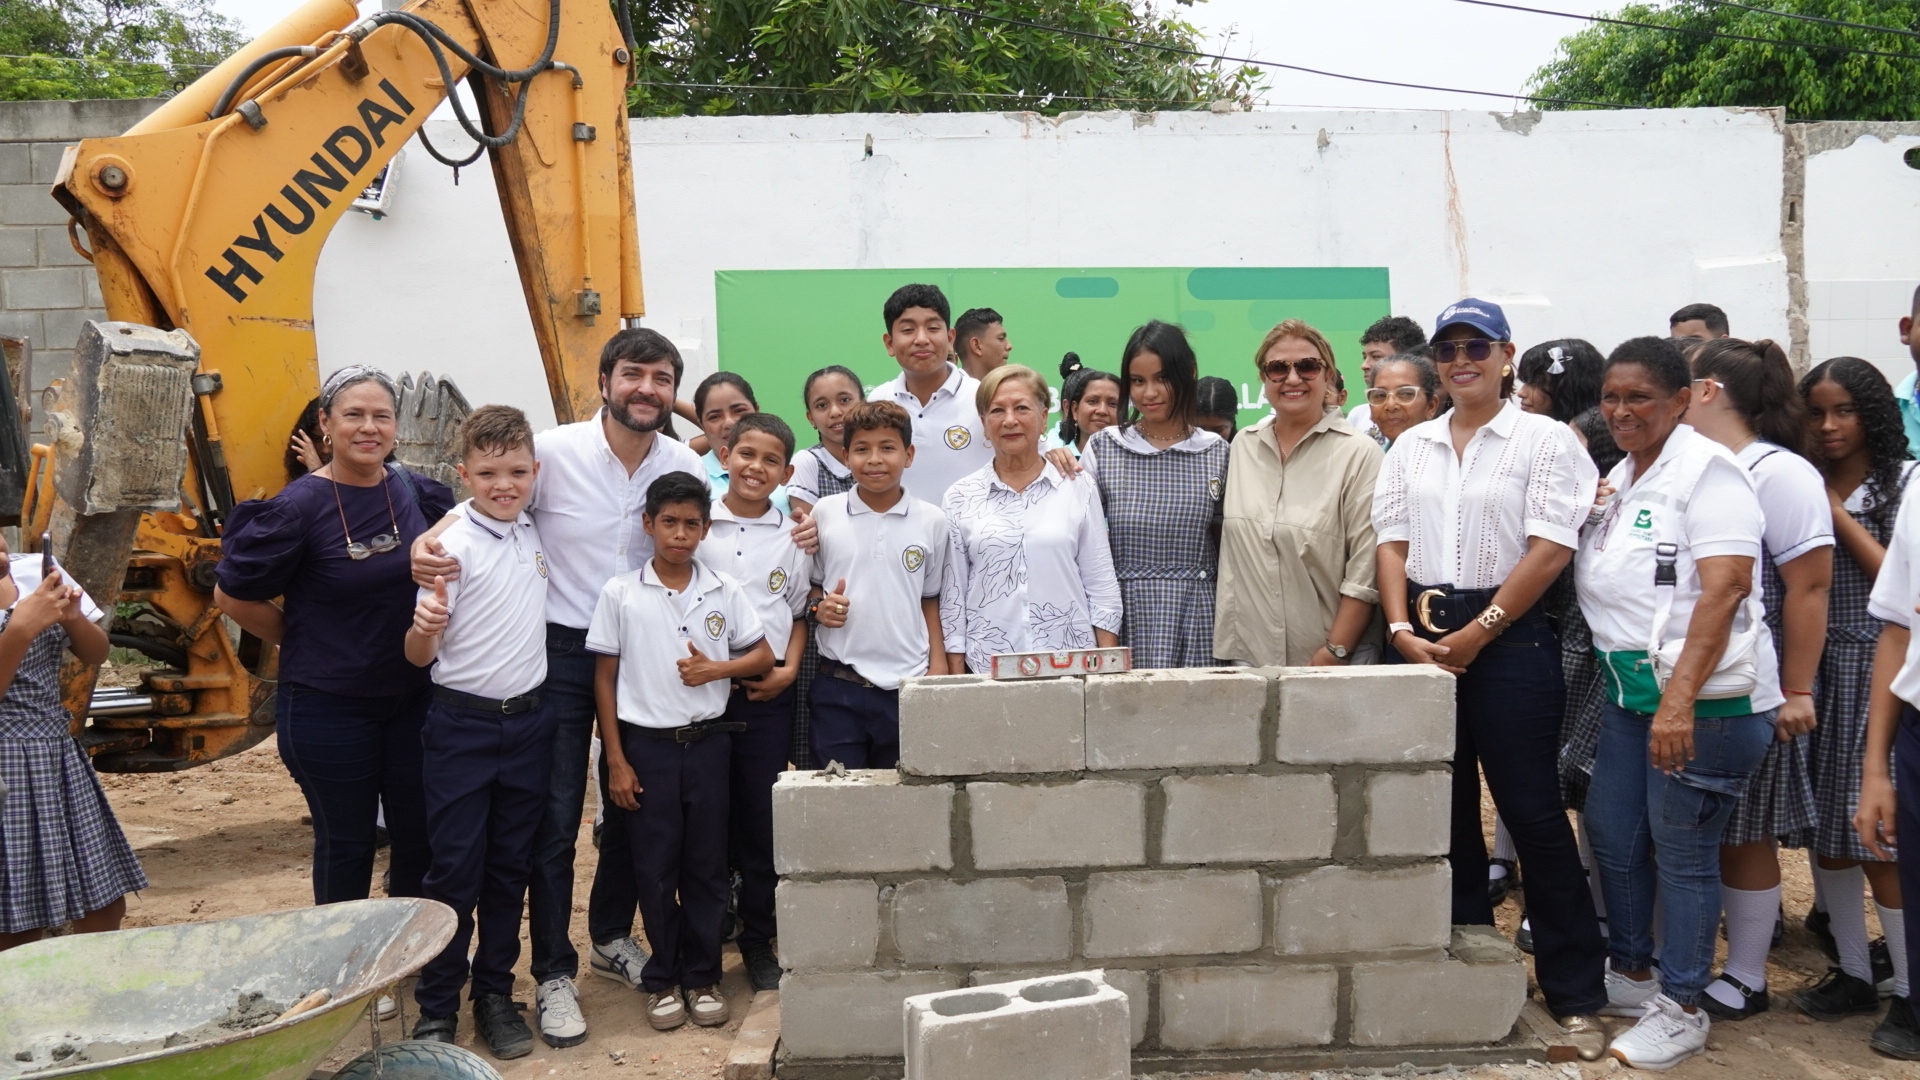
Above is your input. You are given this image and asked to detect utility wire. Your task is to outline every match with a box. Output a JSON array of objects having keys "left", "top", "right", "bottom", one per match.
[
  {"left": 895, "top": 0, "right": 1639, "bottom": 108},
  {"left": 1455, "top": 0, "right": 1920, "bottom": 62},
  {"left": 636, "top": 79, "right": 1213, "bottom": 108},
  {"left": 0, "top": 51, "right": 216, "bottom": 71},
  {"left": 1694, "top": 0, "right": 1920, "bottom": 42}
]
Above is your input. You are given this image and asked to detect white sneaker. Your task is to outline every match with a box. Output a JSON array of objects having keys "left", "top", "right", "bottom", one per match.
[
  {"left": 589, "top": 936, "right": 650, "bottom": 991},
  {"left": 1607, "top": 995, "right": 1709, "bottom": 1070},
  {"left": 536, "top": 976, "right": 588, "bottom": 1048},
  {"left": 375, "top": 994, "right": 398, "bottom": 1021},
  {"left": 1603, "top": 966, "right": 1663, "bottom": 1017}
]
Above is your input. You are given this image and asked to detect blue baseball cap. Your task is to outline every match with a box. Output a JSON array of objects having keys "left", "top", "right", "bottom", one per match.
[{"left": 1434, "top": 298, "right": 1512, "bottom": 342}]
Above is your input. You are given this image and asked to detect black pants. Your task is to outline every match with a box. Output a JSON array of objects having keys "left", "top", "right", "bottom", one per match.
[
  {"left": 414, "top": 697, "right": 557, "bottom": 1017},
  {"left": 1897, "top": 705, "right": 1920, "bottom": 1013},
  {"left": 1395, "top": 605, "right": 1608, "bottom": 1016},
  {"left": 809, "top": 671, "right": 900, "bottom": 768},
  {"left": 619, "top": 723, "right": 731, "bottom": 991},
  {"left": 727, "top": 684, "right": 794, "bottom": 952}
]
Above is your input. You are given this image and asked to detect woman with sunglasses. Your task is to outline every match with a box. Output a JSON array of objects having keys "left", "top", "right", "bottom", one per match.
[
  {"left": 1215, "top": 320, "right": 1383, "bottom": 668},
  {"left": 1373, "top": 299, "right": 1608, "bottom": 1045},
  {"left": 216, "top": 366, "right": 455, "bottom": 906},
  {"left": 1366, "top": 352, "right": 1441, "bottom": 447}
]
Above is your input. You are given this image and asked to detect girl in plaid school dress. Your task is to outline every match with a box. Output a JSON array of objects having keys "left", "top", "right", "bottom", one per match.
[{"left": 0, "top": 546, "right": 142, "bottom": 950}]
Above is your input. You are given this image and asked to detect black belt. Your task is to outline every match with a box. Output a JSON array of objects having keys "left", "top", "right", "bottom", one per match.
[
  {"left": 547, "top": 623, "right": 588, "bottom": 645},
  {"left": 1406, "top": 581, "right": 1540, "bottom": 639},
  {"left": 819, "top": 658, "right": 880, "bottom": 689},
  {"left": 628, "top": 719, "right": 747, "bottom": 743},
  {"left": 433, "top": 686, "right": 542, "bottom": 715}
]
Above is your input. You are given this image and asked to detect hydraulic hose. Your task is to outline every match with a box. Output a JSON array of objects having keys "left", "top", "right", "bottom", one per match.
[{"left": 207, "top": 45, "right": 321, "bottom": 119}]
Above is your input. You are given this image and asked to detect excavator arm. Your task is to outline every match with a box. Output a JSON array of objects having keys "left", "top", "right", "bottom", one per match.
[{"left": 40, "top": 0, "right": 644, "bottom": 770}]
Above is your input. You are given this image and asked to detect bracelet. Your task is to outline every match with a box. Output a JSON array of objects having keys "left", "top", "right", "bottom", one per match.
[
  {"left": 1474, "top": 604, "right": 1510, "bottom": 635},
  {"left": 1388, "top": 621, "right": 1414, "bottom": 638},
  {"left": 1784, "top": 688, "right": 1814, "bottom": 696}
]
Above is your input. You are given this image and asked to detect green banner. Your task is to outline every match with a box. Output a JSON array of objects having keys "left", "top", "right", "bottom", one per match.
[{"left": 713, "top": 267, "right": 1391, "bottom": 440}]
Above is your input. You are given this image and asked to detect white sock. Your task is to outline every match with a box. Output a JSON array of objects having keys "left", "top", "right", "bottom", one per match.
[
  {"left": 1492, "top": 816, "right": 1516, "bottom": 864},
  {"left": 1812, "top": 868, "right": 1830, "bottom": 914},
  {"left": 1706, "top": 884, "right": 1780, "bottom": 1011},
  {"left": 1815, "top": 865, "right": 1871, "bottom": 981},
  {"left": 1577, "top": 816, "right": 1608, "bottom": 920},
  {"left": 1879, "top": 901, "right": 1910, "bottom": 998}
]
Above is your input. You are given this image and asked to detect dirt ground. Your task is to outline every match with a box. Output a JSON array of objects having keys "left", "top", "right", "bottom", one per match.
[{"left": 85, "top": 720, "right": 1920, "bottom": 1080}]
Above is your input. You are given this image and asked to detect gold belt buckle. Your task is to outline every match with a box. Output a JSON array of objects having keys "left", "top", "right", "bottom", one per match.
[{"left": 1414, "top": 588, "right": 1446, "bottom": 634}]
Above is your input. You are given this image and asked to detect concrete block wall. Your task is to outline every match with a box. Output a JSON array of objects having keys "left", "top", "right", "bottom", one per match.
[{"left": 773, "top": 666, "right": 1528, "bottom": 1075}]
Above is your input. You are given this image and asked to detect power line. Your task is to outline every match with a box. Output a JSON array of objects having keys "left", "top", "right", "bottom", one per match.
[
  {"left": 1695, "top": 0, "right": 1920, "bottom": 42},
  {"left": 895, "top": 0, "right": 1639, "bottom": 109},
  {"left": 635, "top": 79, "right": 1210, "bottom": 108},
  {"left": 0, "top": 51, "right": 214, "bottom": 71},
  {"left": 1455, "top": 0, "right": 1920, "bottom": 62}
]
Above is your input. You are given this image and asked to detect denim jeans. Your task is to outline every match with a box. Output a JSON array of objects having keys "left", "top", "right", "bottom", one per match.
[{"left": 1586, "top": 701, "right": 1776, "bottom": 1006}]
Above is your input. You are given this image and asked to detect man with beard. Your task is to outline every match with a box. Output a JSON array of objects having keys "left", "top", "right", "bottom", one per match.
[{"left": 413, "top": 327, "right": 702, "bottom": 1046}]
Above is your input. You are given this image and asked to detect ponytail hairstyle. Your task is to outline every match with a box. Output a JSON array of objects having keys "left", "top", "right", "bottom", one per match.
[
  {"left": 1196, "top": 377, "right": 1239, "bottom": 422},
  {"left": 1689, "top": 337, "right": 1808, "bottom": 457},
  {"left": 1058, "top": 351, "right": 1121, "bottom": 447},
  {"left": 1800, "top": 356, "right": 1912, "bottom": 528}
]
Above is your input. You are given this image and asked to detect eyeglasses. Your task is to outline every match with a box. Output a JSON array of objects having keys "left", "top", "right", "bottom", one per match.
[
  {"left": 1431, "top": 338, "right": 1505, "bottom": 364},
  {"left": 331, "top": 473, "right": 401, "bottom": 560},
  {"left": 1366, "top": 386, "right": 1426, "bottom": 407},
  {"left": 1692, "top": 377, "right": 1726, "bottom": 391},
  {"left": 1259, "top": 358, "right": 1325, "bottom": 382}
]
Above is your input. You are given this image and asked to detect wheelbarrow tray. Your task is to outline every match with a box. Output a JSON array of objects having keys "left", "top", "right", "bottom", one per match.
[{"left": 0, "top": 898, "right": 455, "bottom": 1080}]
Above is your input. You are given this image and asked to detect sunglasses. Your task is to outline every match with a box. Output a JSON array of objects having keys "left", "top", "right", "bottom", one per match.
[
  {"left": 1431, "top": 338, "right": 1506, "bottom": 364},
  {"left": 1365, "top": 386, "right": 1426, "bottom": 407},
  {"left": 1259, "top": 358, "right": 1325, "bottom": 382}
]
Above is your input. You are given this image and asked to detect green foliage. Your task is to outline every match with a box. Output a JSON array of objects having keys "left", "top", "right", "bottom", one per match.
[
  {"left": 0, "top": 0, "right": 244, "bottom": 101},
  {"left": 619, "top": 0, "right": 1264, "bottom": 116},
  {"left": 1528, "top": 1, "right": 1920, "bottom": 120}
]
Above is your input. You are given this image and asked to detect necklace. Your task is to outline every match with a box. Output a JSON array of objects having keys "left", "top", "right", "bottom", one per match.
[{"left": 327, "top": 468, "right": 401, "bottom": 560}]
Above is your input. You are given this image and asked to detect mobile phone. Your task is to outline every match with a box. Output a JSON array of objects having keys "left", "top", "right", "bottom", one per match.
[{"left": 40, "top": 532, "right": 51, "bottom": 578}]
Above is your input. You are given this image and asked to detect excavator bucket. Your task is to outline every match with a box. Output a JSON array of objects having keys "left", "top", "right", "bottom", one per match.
[{"left": 392, "top": 371, "right": 470, "bottom": 492}]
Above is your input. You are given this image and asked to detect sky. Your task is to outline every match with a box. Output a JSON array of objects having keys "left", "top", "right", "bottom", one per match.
[{"left": 202, "top": 0, "right": 1618, "bottom": 113}]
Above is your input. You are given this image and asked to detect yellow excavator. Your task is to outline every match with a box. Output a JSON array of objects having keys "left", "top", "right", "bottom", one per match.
[{"left": 34, "top": 0, "right": 643, "bottom": 770}]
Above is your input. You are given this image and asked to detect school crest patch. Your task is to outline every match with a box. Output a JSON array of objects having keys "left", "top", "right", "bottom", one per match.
[
  {"left": 535, "top": 551, "right": 549, "bottom": 578},
  {"left": 1207, "top": 477, "right": 1222, "bottom": 501},
  {"left": 705, "top": 611, "right": 726, "bottom": 639},
  {"left": 944, "top": 425, "right": 971, "bottom": 450},
  {"left": 902, "top": 545, "right": 926, "bottom": 573},
  {"left": 768, "top": 567, "right": 788, "bottom": 594}
]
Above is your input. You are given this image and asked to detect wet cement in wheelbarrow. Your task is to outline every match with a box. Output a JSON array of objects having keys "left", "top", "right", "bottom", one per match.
[{"left": 5, "top": 991, "right": 288, "bottom": 1075}]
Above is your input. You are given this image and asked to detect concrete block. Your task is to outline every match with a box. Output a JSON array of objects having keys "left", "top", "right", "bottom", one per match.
[
  {"left": 776, "top": 880, "right": 879, "bottom": 971},
  {"left": 83, "top": 272, "right": 100, "bottom": 308},
  {"left": 772, "top": 770, "right": 952, "bottom": 875},
  {"left": 35, "top": 225, "right": 89, "bottom": 267},
  {"left": 1273, "top": 864, "right": 1452, "bottom": 955},
  {"left": 1, "top": 267, "right": 82, "bottom": 309},
  {"left": 1450, "top": 924, "right": 1522, "bottom": 965},
  {"left": 781, "top": 971, "right": 963, "bottom": 1059},
  {"left": 28, "top": 142, "right": 67, "bottom": 185},
  {"left": 39, "top": 307, "right": 96, "bottom": 354},
  {"left": 0, "top": 227, "right": 35, "bottom": 268},
  {"left": 905, "top": 972, "right": 1130, "bottom": 1080},
  {"left": 1083, "top": 870, "right": 1262, "bottom": 959},
  {"left": 1084, "top": 669, "right": 1264, "bottom": 769},
  {"left": 1350, "top": 959, "right": 1528, "bottom": 1046},
  {"left": 968, "top": 967, "right": 1150, "bottom": 1047},
  {"left": 0, "top": 145, "right": 28, "bottom": 185},
  {"left": 892, "top": 877, "right": 1071, "bottom": 964},
  {"left": 1158, "top": 965, "right": 1338, "bottom": 1050},
  {"left": 0, "top": 309, "right": 41, "bottom": 345},
  {"left": 0, "top": 99, "right": 160, "bottom": 142},
  {"left": 1365, "top": 770, "right": 1453, "bottom": 857},
  {"left": 1274, "top": 667, "right": 1454, "bottom": 764},
  {"left": 0, "top": 185, "right": 68, "bottom": 227},
  {"left": 1160, "top": 773, "right": 1335, "bottom": 864},
  {"left": 899, "top": 674, "right": 1085, "bottom": 776},
  {"left": 969, "top": 779, "right": 1144, "bottom": 870}
]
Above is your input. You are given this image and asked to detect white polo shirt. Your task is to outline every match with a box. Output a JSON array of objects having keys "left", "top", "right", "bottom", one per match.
[
  {"left": 809, "top": 488, "right": 948, "bottom": 690},
  {"left": 531, "top": 412, "right": 705, "bottom": 629},
  {"left": 585, "top": 557, "right": 766, "bottom": 729},
  {"left": 868, "top": 364, "right": 990, "bottom": 503},
  {"left": 421, "top": 501, "right": 549, "bottom": 699},
  {"left": 699, "top": 502, "right": 811, "bottom": 662},
  {"left": 1870, "top": 483, "right": 1920, "bottom": 706}
]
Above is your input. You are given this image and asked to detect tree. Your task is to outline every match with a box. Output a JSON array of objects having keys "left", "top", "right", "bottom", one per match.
[
  {"left": 1528, "top": 1, "right": 1920, "bottom": 120},
  {"left": 619, "top": 0, "right": 1264, "bottom": 116},
  {"left": 0, "top": 0, "right": 244, "bottom": 101}
]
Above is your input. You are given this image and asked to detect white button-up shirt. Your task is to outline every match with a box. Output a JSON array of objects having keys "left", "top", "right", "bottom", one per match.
[
  {"left": 1872, "top": 477, "right": 1920, "bottom": 706},
  {"left": 699, "top": 502, "right": 811, "bottom": 662},
  {"left": 586, "top": 557, "right": 766, "bottom": 728},
  {"left": 869, "top": 364, "right": 991, "bottom": 503},
  {"left": 810, "top": 488, "right": 948, "bottom": 689},
  {"left": 939, "top": 461, "right": 1123, "bottom": 675},
  {"left": 1372, "top": 399, "right": 1597, "bottom": 589},
  {"left": 422, "top": 502, "right": 549, "bottom": 699},
  {"left": 531, "top": 413, "right": 705, "bottom": 629}
]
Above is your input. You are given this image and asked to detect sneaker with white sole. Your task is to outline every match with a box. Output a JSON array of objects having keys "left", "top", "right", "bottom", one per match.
[
  {"left": 646, "top": 989, "right": 686, "bottom": 1031},
  {"left": 1603, "top": 966, "right": 1664, "bottom": 1018},
  {"left": 375, "top": 994, "right": 398, "bottom": 1021},
  {"left": 1607, "top": 995, "right": 1710, "bottom": 1070},
  {"left": 590, "top": 936, "right": 650, "bottom": 991},
  {"left": 687, "top": 985, "right": 729, "bottom": 1027},
  {"left": 535, "top": 976, "right": 588, "bottom": 1048}
]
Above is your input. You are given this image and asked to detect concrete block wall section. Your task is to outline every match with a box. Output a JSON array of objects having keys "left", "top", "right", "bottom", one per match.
[{"left": 904, "top": 972, "right": 1131, "bottom": 1080}]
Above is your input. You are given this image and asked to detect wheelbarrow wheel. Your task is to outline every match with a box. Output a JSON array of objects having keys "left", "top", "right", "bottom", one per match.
[{"left": 329, "top": 1040, "right": 502, "bottom": 1080}]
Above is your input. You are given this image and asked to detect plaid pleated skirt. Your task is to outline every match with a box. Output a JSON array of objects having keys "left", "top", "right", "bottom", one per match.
[
  {"left": 1807, "top": 634, "right": 1885, "bottom": 861},
  {"left": 1118, "top": 577, "right": 1219, "bottom": 670},
  {"left": 1720, "top": 731, "right": 1818, "bottom": 847},
  {"left": 0, "top": 731, "right": 149, "bottom": 933}
]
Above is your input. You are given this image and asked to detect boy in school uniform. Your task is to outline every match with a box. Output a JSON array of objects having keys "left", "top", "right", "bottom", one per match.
[
  {"left": 808, "top": 400, "right": 948, "bottom": 769},
  {"left": 402, "top": 406, "right": 555, "bottom": 1059},
  {"left": 590, "top": 470, "right": 775, "bottom": 1032},
  {"left": 867, "top": 283, "right": 991, "bottom": 503},
  {"left": 697, "top": 413, "right": 811, "bottom": 993}
]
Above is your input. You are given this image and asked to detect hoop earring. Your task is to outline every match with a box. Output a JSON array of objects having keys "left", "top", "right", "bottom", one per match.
[{"left": 323, "top": 433, "right": 332, "bottom": 447}]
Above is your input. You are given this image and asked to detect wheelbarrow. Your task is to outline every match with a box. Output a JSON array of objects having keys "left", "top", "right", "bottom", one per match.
[{"left": 0, "top": 898, "right": 493, "bottom": 1080}]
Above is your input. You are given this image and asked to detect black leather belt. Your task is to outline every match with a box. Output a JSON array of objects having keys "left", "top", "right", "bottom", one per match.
[
  {"left": 820, "top": 658, "right": 880, "bottom": 689},
  {"left": 1405, "top": 581, "right": 1544, "bottom": 639},
  {"left": 433, "top": 686, "right": 541, "bottom": 715},
  {"left": 629, "top": 720, "right": 747, "bottom": 743}
]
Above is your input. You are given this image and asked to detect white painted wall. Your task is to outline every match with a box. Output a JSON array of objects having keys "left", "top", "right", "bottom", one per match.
[
  {"left": 1803, "top": 130, "right": 1920, "bottom": 386},
  {"left": 313, "top": 105, "right": 1792, "bottom": 430}
]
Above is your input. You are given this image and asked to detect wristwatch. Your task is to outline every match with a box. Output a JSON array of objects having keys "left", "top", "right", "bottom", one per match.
[
  {"left": 1388, "top": 621, "right": 1414, "bottom": 639},
  {"left": 1326, "top": 643, "right": 1351, "bottom": 661}
]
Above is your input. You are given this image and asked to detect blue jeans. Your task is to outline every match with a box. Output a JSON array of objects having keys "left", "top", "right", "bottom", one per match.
[
  {"left": 276, "top": 681, "right": 431, "bottom": 905},
  {"left": 1586, "top": 701, "right": 1776, "bottom": 1006}
]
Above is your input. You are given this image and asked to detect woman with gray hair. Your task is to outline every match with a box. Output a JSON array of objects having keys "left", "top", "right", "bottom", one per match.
[{"left": 215, "top": 366, "right": 455, "bottom": 905}]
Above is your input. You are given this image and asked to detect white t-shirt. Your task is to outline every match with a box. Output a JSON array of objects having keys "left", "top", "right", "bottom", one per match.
[
  {"left": 1869, "top": 483, "right": 1920, "bottom": 706},
  {"left": 868, "top": 364, "right": 991, "bottom": 503},
  {"left": 809, "top": 488, "right": 948, "bottom": 689},
  {"left": 788, "top": 445, "right": 852, "bottom": 508},
  {"left": 1346, "top": 402, "right": 1379, "bottom": 440},
  {"left": 421, "top": 502, "right": 548, "bottom": 699},
  {"left": 1576, "top": 425, "right": 1780, "bottom": 713},
  {"left": 1739, "top": 440, "right": 1835, "bottom": 700},
  {"left": 586, "top": 557, "right": 766, "bottom": 729},
  {"left": 531, "top": 413, "right": 705, "bottom": 630},
  {"left": 698, "top": 502, "right": 811, "bottom": 662}
]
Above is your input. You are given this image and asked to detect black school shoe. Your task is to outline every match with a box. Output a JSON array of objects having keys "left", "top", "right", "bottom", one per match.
[
  {"left": 1488, "top": 859, "right": 1519, "bottom": 907},
  {"left": 412, "top": 1015, "right": 456, "bottom": 1044},
  {"left": 1875, "top": 937, "right": 1896, "bottom": 997},
  {"left": 1700, "top": 973, "right": 1770, "bottom": 1021},
  {"left": 472, "top": 994, "right": 534, "bottom": 1060},
  {"left": 1795, "top": 968, "right": 1881, "bottom": 1021},
  {"left": 1874, "top": 996, "right": 1920, "bottom": 1059},
  {"left": 743, "top": 945, "right": 782, "bottom": 992}
]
